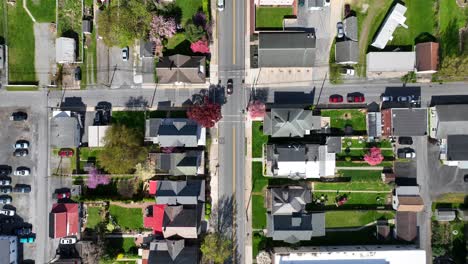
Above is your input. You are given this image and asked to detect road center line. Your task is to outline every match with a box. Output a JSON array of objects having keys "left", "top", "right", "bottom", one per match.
[{"left": 232, "top": 0, "right": 236, "bottom": 65}]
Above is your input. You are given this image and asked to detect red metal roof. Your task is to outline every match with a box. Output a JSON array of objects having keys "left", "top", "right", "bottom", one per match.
[
  {"left": 149, "top": 180, "right": 157, "bottom": 195},
  {"left": 416, "top": 42, "right": 439, "bottom": 72},
  {"left": 143, "top": 204, "right": 166, "bottom": 234},
  {"left": 51, "top": 203, "right": 79, "bottom": 238}
]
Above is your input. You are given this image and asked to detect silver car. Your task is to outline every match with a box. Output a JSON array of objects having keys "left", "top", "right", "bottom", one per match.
[
  {"left": 337, "top": 22, "right": 344, "bottom": 38},
  {"left": 14, "top": 167, "right": 30, "bottom": 176}
]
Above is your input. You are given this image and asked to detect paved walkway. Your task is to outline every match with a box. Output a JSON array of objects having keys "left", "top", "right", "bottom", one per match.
[
  {"left": 251, "top": 157, "right": 262, "bottom": 162},
  {"left": 336, "top": 166, "right": 384, "bottom": 170},
  {"left": 105, "top": 232, "right": 152, "bottom": 238},
  {"left": 245, "top": 116, "right": 253, "bottom": 264},
  {"left": 316, "top": 189, "right": 392, "bottom": 193}
]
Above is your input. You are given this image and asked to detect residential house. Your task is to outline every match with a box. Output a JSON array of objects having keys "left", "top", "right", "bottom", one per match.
[
  {"left": 392, "top": 186, "right": 424, "bottom": 212},
  {"left": 144, "top": 204, "right": 202, "bottom": 238},
  {"left": 266, "top": 186, "right": 325, "bottom": 243},
  {"left": 371, "top": 3, "right": 408, "bottom": 49},
  {"left": 366, "top": 52, "right": 415, "bottom": 77},
  {"left": 56, "top": 37, "right": 76, "bottom": 63},
  {"left": 265, "top": 143, "right": 336, "bottom": 179},
  {"left": 258, "top": 32, "right": 316, "bottom": 67},
  {"left": 87, "top": 125, "right": 109, "bottom": 147},
  {"left": 395, "top": 211, "right": 418, "bottom": 242},
  {"left": 381, "top": 108, "right": 427, "bottom": 137},
  {"left": 271, "top": 245, "right": 426, "bottom": 264},
  {"left": 0, "top": 236, "right": 17, "bottom": 264},
  {"left": 415, "top": 42, "right": 439, "bottom": 74},
  {"left": 145, "top": 118, "right": 206, "bottom": 147},
  {"left": 49, "top": 203, "right": 80, "bottom": 238},
  {"left": 154, "top": 151, "right": 205, "bottom": 176},
  {"left": 149, "top": 180, "right": 205, "bottom": 205},
  {"left": 441, "top": 135, "right": 468, "bottom": 168},
  {"left": 263, "top": 108, "right": 321, "bottom": 137},
  {"left": 140, "top": 239, "right": 199, "bottom": 264},
  {"left": 335, "top": 41, "right": 359, "bottom": 64},
  {"left": 50, "top": 111, "right": 81, "bottom": 148},
  {"left": 435, "top": 209, "right": 456, "bottom": 222},
  {"left": 343, "top": 16, "right": 358, "bottom": 41},
  {"left": 156, "top": 55, "right": 206, "bottom": 84},
  {"left": 367, "top": 111, "right": 382, "bottom": 138},
  {"left": 431, "top": 104, "right": 468, "bottom": 139}
]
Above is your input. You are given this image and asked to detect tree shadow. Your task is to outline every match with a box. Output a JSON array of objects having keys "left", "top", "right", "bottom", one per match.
[
  {"left": 440, "top": 18, "right": 462, "bottom": 57},
  {"left": 415, "top": 32, "right": 437, "bottom": 44},
  {"left": 161, "top": 3, "right": 183, "bottom": 26},
  {"left": 251, "top": 88, "right": 269, "bottom": 103},
  {"left": 125, "top": 96, "right": 148, "bottom": 109},
  {"left": 164, "top": 39, "right": 192, "bottom": 56}
]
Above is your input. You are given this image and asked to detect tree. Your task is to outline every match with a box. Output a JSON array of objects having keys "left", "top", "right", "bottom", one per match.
[
  {"left": 432, "top": 245, "right": 446, "bottom": 257},
  {"left": 97, "top": 0, "right": 152, "bottom": 47},
  {"left": 185, "top": 23, "right": 205, "bottom": 42},
  {"left": 187, "top": 96, "right": 222, "bottom": 128},
  {"left": 248, "top": 100, "right": 266, "bottom": 118},
  {"left": 135, "top": 162, "right": 156, "bottom": 181},
  {"left": 256, "top": 251, "right": 272, "bottom": 264},
  {"left": 363, "top": 147, "right": 384, "bottom": 165},
  {"left": 149, "top": 15, "right": 176, "bottom": 44},
  {"left": 98, "top": 124, "right": 148, "bottom": 174},
  {"left": 87, "top": 168, "right": 111, "bottom": 189},
  {"left": 201, "top": 233, "right": 231, "bottom": 264},
  {"left": 191, "top": 39, "right": 210, "bottom": 53}
]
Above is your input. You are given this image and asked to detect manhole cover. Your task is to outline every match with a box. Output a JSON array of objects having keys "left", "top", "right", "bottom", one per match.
[{"left": 219, "top": 137, "right": 225, "bottom": 144}]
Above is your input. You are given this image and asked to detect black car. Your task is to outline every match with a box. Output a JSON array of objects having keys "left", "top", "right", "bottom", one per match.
[
  {"left": 74, "top": 66, "right": 81, "bottom": 81},
  {"left": 398, "top": 137, "right": 413, "bottom": 145},
  {"left": 0, "top": 166, "right": 12, "bottom": 177},
  {"left": 95, "top": 102, "right": 112, "bottom": 111},
  {"left": 10, "top": 111, "right": 27, "bottom": 121},
  {"left": 226, "top": 79, "right": 233, "bottom": 95},
  {"left": 15, "top": 227, "right": 32, "bottom": 236},
  {"left": 13, "top": 149, "right": 28, "bottom": 157},
  {"left": 0, "top": 195, "right": 12, "bottom": 204},
  {"left": 14, "top": 184, "right": 31, "bottom": 193},
  {"left": 0, "top": 186, "right": 12, "bottom": 194}
]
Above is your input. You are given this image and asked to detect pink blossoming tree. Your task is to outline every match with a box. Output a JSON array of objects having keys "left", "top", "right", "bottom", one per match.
[
  {"left": 87, "top": 168, "right": 111, "bottom": 189},
  {"left": 363, "top": 147, "right": 384, "bottom": 166},
  {"left": 191, "top": 39, "right": 210, "bottom": 54},
  {"left": 149, "top": 15, "right": 176, "bottom": 57},
  {"left": 248, "top": 100, "right": 266, "bottom": 118}
]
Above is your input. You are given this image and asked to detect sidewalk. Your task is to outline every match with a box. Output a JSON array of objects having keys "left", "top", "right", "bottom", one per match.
[
  {"left": 244, "top": 116, "right": 253, "bottom": 264},
  {"left": 336, "top": 166, "right": 384, "bottom": 170},
  {"left": 208, "top": 125, "right": 219, "bottom": 233}
]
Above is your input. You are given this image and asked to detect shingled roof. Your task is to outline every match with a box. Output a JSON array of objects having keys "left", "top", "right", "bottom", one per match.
[
  {"left": 264, "top": 109, "right": 321, "bottom": 137},
  {"left": 156, "top": 55, "right": 206, "bottom": 84}
]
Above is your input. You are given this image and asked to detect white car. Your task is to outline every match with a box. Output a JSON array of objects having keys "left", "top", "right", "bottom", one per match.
[
  {"left": 122, "top": 47, "right": 129, "bottom": 61},
  {"left": 0, "top": 209, "right": 15, "bottom": 216},
  {"left": 60, "top": 237, "right": 77, "bottom": 244},
  {"left": 14, "top": 168, "right": 30, "bottom": 176},
  {"left": 340, "top": 68, "right": 355, "bottom": 76},
  {"left": 337, "top": 22, "right": 344, "bottom": 38},
  {"left": 14, "top": 140, "right": 29, "bottom": 149},
  {"left": 405, "top": 152, "right": 416, "bottom": 159},
  {"left": 381, "top": 95, "right": 393, "bottom": 102}
]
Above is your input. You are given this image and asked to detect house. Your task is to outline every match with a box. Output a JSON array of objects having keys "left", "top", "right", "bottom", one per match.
[
  {"left": 367, "top": 111, "right": 382, "bottom": 138},
  {"left": 56, "top": 37, "right": 76, "bottom": 63},
  {"left": 392, "top": 186, "right": 424, "bottom": 212},
  {"left": 0, "top": 236, "right": 17, "bottom": 264},
  {"left": 371, "top": 3, "right": 408, "bottom": 49},
  {"left": 376, "top": 220, "right": 390, "bottom": 240},
  {"left": 415, "top": 42, "right": 439, "bottom": 73},
  {"left": 258, "top": 0, "right": 294, "bottom": 5},
  {"left": 50, "top": 111, "right": 81, "bottom": 148},
  {"left": 82, "top": 19, "right": 92, "bottom": 34},
  {"left": 154, "top": 151, "right": 204, "bottom": 176},
  {"left": 271, "top": 245, "right": 426, "bottom": 264},
  {"left": 144, "top": 204, "right": 202, "bottom": 238},
  {"left": 343, "top": 16, "right": 358, "bottom": 41},
  {"left": 258, "top": 32, "right": 316, "bottom": 67},
  {"left": 335, "top": 41, "right": 359, "bottom": 64},
  {"left": 49, "top": 203, "right": 80, "bottom": 238},
  {"left": 431, "top": 104, "right": 468, "bottom": 139},
  {"left": 87, "top": 125, "right": 109, "bottom": 147},
  {"left": 263, "top": 109, "right": 321, "bottom": 137},
  {"left": 265, "top": 144, "right": 336, "bottom": 179},
  {"left": 145, "top": 118, "right": 206, "bottom": 147},
  {"left": 440, "top": 135, "right": 468, "bottom": 168},
  {"left": 140, "top": 239, "right": 199, "bottom": 264},
  {"left": 156, "top": 55, "right": 206, "bottom": 84},
  {"left": 435, "top": 209, "right": 456, "bottom": 222},
  {"left": 395, "top": 211, "right": 417, "bottom": 242},
  {"left": 266, "top": 186, "right": 325, "bottom": 243},
  {"left": 150, "top": 180, "right": 205, "bottom": 205},
  {"left": 381, "top": 108, "right": 427, "bottom": 137},
  {"left": 366, "top": 52, "right": 415, "bottom": 76}
]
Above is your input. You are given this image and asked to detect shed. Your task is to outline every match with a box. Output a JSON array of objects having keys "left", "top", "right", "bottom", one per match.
[
  {"left": 56, "top": 37, "right": 76, "bottom": 63},
  {"left": 435, "top": 209, "right": 456, "bottom": 222},
  {"left": 88, "top": 125, "right": 110, "bottom": 147},
  {"left": 82, "top": 19, "right": 92, "bottom": 34}
]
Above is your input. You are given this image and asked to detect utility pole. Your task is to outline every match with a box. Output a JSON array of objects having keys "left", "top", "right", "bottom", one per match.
[{"left": 314, "top": 71, "right": 328, "bottom": 109}]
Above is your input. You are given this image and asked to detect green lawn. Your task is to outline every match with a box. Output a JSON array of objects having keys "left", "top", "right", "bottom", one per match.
[
  {"left": 325, "top": 210, "right": 395, "bottom": 228},
  {"left": 336, "top": 160, "right": 394, "bottom": 168},
  {"left": 337, "top": 149, "right": 394, "bottom": 158},
  {"left": 6, "top": 86, "right": 39, "bottom": 91},
  {"left": 432, "top": 220, "right": 466, "bottom": 264},
  {"left": 80, "top": 147, "right": 103, "bottom": 161},
  {"left": 175, "top": 0, "right": 203, "bottom": 25},
  {"left": 321, "top": 110, "right": 367, "bottom": 133},
  {"left": 105, "top": 237, "right": 138, "bottom": 258},
  {"left": 438, "top": 0, "right": 468, "bottom": 57},
  {"left": 338, "top": 170, "right": 382, "bottom": 181},
  {"left": 7, "top": 4, "right": 37, "bottom": 83},
  {"left": 252, "top": 121, "right": 268, "bottom": 158},
  {"left": 252, "top": 162, "right": 267, "bottom": 193},
  {"left": 81, "top": 28, "right": 98, "bottom": 89},
  {"left": 57, "top": 0, "right": 82, "bottom": 60},
  {"left": 342, "top": 138, "right": 392, "bottom": 149},
  {"left": 26, "top": 0, "right": 56, "bottom": 23},
  {"left": 312, "top": 192, "right": 388, "bottom": 209},
  {"left": 166, "top": 33, "right": 187, "bottom": 50},
  {"left": 255, "top": 7, "right": 292, "bottom": 29},
  {"left": 164, "top": 32, "right": 192, "bottom": 56},
  {"left": 109, "top": 205, "right": 143, "bottom": 230},
  {"left": 86, "top": 206, "right": 103, "bottom": 229},
  {"left": 112, "top": 111, "right": 146, "bottom": 135},
  {"left": 252, "top": 195, "right": 267, "bottom": 229},
  {"left": 0, "top": 0, "right": 5, "bottom": 41},
  {"left": 314, "top": 170, "right": 391, "bottom": 191}
]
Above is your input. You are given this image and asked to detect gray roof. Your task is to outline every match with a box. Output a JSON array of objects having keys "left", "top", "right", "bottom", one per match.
[
  {"left": 335, "top": 40, "right": 359, "bottom": 64},
  {"left": 367, "top": 112, "right": 382, "bottom": 137},
  {"left": 156, "top": 55, "right": 206, "bottom": 84},
  {"left": 155, "top": 180, "right": 205, "bottom": 205},
  {"left": 367, "top": 52, "right": 415, "bottom": 72},
  {"left": 326, "top": 137, "right": 342, "bottom": 153},
  {"left": 51, "top": 117, "right": 81, "bottom": 148},
  {"left": 435, "top": 104, "right": 468, "bottom": 138},
  {"left": 140, "top": 39, "right": 155, "bottom": 58},
  {"left": 343, "top": 16, "right": 358, "bottom": 41},
  {"left": 145, "top": 118, "right": 201, "bottom": 147},
  {"left": 266, "top": 212, "right": 325, "bottom": 243},
  {"left": 82, "top": 19, "right": 92, "bottom": 33},
  {"left": 156, "top": 151, "right": 203, "bottom": 176},
  {"left": 264, "top": 109, "right": 321, "bottom": 137},
  {"left": 0, "top": 236, "right": 16, "bottom": 263},
  {"left": 258, "top": 32, "right": 316, "bottom": 67},
  {"left": 268, "top": 186, "right": 311, "bottom": 215},
  {"left": 391, "top": 108, "right": 427, "bottom": 136},
  {"left": 148, "top": 239, "right": 198, "bottom": 264},
  {"left": 308, "top": 0, "right": 324, "bottom": 7},
  {"left": 435, "top": 209, "right": 456, "bottom": 222},
  {"left": 446, "top": 135, "right": 468, "bottom": 161}
]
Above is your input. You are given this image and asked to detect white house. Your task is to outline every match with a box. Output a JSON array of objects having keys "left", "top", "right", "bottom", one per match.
[{"left": 371, "top": 3, "right": 408, "bottom": 49}]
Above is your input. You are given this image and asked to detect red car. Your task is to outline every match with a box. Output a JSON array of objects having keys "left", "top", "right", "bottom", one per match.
[
  {"left": 58, "top": 148, "right": 74, "bottom": 157},
  {"left": 347, "top": 94, "right": 365, "bottom": 103},
  {"left": 54, "top": 192, "right": 71, "bottom": 199},
  {"left": 329, "top": 95, "right": 343, "bottom": 103}
]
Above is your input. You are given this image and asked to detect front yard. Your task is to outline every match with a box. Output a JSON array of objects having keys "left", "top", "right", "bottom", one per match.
[
  {"left": 26, "top": 0, "right": 56, "bottom": 23},
  {"left": 321, "top": 109, "right": 367, "bottom": 134},
  {"left": 57, "top": 0, "right": 82, "bottom": 61},
  {"left": 255, "top": 7, "right": 293, "bottom": 29},
  {"left": 252, "top": 195, "right": 267, "bottom": 229},
  {"left": 432, "top": 220, "right": 466, "bottom": 264},
  {"left": 252, "top": 121, "right": 269, "bottom": 158},
  {"left": 325, "top": 210, "right": 395, "bottom": 228}
]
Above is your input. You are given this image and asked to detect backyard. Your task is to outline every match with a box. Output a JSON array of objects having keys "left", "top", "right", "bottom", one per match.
[
  {"left": 252, "top": 121, "right": 269, "bottom": 158},
  {"left": 255, "top": 7, "right": 293, "bottom": 29},
  {"left": 109, "top": 205, "right": 143, "bottom": 231},
  {"left": 438, "top": 0, "right": 468, "bottom": 57},
  {"left": 104, "top": 237, "right": 138, "bottom": 258},
  {"left": 311, "top": 191, "right": 389, "bottom": 210},
  {"left": 26, "top": 0, "right": 56, "bottom": 23},
  {"left": 431, "top": 220, "right": 466, "bottom": 264},
  {"left": 325, "top": 210, "right": 395, "bottom": 228},
  {"left": 321, "top": 109, "right": 367, "bottom": 134},
  {"left": 57, "top": 0, "right": 82, "bottom": 60},
  {"left": 86, "top": 206, "right": 103, "bottom": 229}
]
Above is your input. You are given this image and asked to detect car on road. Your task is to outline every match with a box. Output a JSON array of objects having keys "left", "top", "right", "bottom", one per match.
[
  {"left": 14, "top": 167, "right": 30, "bottom": 176},
  {"left": 329, "top": 94, "right": 343, "bottom": 103},
  {"left": 0, "top": 178, "right": 11, "bottom": 186},
  {"left": 59, "top": 148, "right": 74, "bottom": 158},
  {"left": 398, "top": 137, "right": 413, "bottom": 145},
  {"left": 397, "top": 148, "right": 416, "bottom": 159},
  {"left": 20, "top": 237, "right": 35, "bottom": 243},
  {"left": 0, "top": 195, "right": 12, "bottom": 204},
  {"left": 74, "top": 66, "right": 81, "bottom": 81},
  {"left": 381, "top": 95, "right": 393, "bottom": 102},
  {"left": 122, "top": 47, "right": 129, "bottom": 61},
  {"left": 60, "top": 237, "right": 77, "bottom": 245},
  {"left": 217, "top": 0, "right": 224, "bottom": 11},
  {"left": 0, "top": 186, "right": 12, "bottom": 194},
  {"left": 336, "top": 22, "right": 344, "bottom": 38},
  {"left": 397, "top": 96, "right": 412, "bottom": 102},
  {"left": 54, "top": 191, "right": 71, "bottom": 199},
  {"left": 226, "top": 79, "right": 233, "bottom": 95},
  {"left": 13, "top": 149, "right": 28, "bottom": 157},
  {"left": 0, "top": 166, "right": 12, "bottom": 177},
  {"left": 16, "top": 227, "right": 32, "bottom": 236},
  {"left": 10, "top": 111, "right": 27, "bottom": 121},
  {"left": 347, "top": 94, "right": 365, "bottom": 103},
  {"left": 14, "top": 140, "right": 29, "bottom": 149},
  {"left": 340, "top": 67, "right": 355, "bottom": 76},
  {"left": 0, "top": 208, "right": 15, "bottom": 216},
  {"left": 14, "top": 184, "right": 31, "bottom": 193}
]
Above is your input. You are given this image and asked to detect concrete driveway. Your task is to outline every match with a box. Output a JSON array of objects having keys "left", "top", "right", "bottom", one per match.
[
  {"left": 108, "top": 46, "right": 137, "bottom": 89},
  {"left": 34, "top": 23, "right": 56, "bottom": 86}
]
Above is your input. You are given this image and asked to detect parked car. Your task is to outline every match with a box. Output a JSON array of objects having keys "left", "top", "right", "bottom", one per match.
[
  {"left": 347, "top": 94, "right": 365, "bottom": 103},
  {"left": 74, "top": 66, "right": 81, "bottom": 81},
  {"left": 54, "top": 191, "right": 71, "bottom": 199},
  {"left": 0, "top": 208, "right": 15, "bottom": 216},
  {"left": 122, "top": 47, "right": 129, "bottom": 61},
  {"left": 0, "top": 195, "right": 12, "bottom": 204},
  {"left": 16, "top": 227, "right": 32, "bottom": 236},
  {"left": 329, "top": 94, "right": 343, "bottom": 103},
  {"left": 336, "top": 22, "right": 344, "bottom": 38},
  {"left": 381, "top": 95, "right": 393, "bottom": 102},
  {"left": 19, "top": 237, "right": 35, "bottom": 243},
  {"left": 0, "top": 217, "right": 16, "bottom": 224},
  {"left": 60, "top": 237, "right": 77, "bottom": 245},
  {"left": 0, "top": 186, "right": 12, "bottom": 194},
  {"left": 10, "top": 112, "right": 27, "bottom": 121},
  {"left": 0, "top": 166, "right": 12, "bottom": 177},
  {"left": 14, "top": 184, "right": 31, "bottom": 193},
  {"left": 397, "top": 148, "right": 416, "bottom": 159},
  {"left": 14, "top": 167, "right": 30, "bottom": 176},
  {"left": 340, "top": 67, "right": 355, "bottom": 76},
  {"left": 58, "top": 148, "right": 74, "bottom": 158},
  {"left": 13, "top": 149, "right": 28, "bottom": 157},
  {"left": 398, "top": 137, "right": 413, "bottom": 145},
  {"left": 397, "top": 96, "right": 411, "bottom": 102},
  {"left": 0, "top": 178, "right": 11, "bottom": 186},
  {"left": 14, "top": 140, "right": 29, "bottom": 149},
  {"left": 226, "top": 79, "right": 233, "bottom": 95}
]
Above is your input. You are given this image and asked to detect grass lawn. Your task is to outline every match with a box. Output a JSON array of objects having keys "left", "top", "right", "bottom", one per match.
[
  {"left": 314, "top": 170, "right": 391, "bottom": 191},
  {"left": 342, "top": 138, "right": 392, "bottom": 149},
  {"left": 434, "top": 193, "right": 467, "bottom": 204},
  {"left": 57, "top": 0, "right": 82, "bottom": 60},
  {"left": 252, "top": 195, "right": 267, "bottom": 229},
  {"left": 175, "top": 0, "right": 203, "bottom": 25},
  {"left": 252, "top": 121, "right": 268, "bottom": 158},
  {"left": 26, "top": 0, "right": 56, "bottom": 23},
  {"left": 6, "top": 86, "right": 39, "bottom": 91},
  {"left": 321, "top": 109, "right": 367, "bottom": 133},
  {"left": 112, "top": 111, "right": 146, "bottom": 135},
  {"left": 164, "top": 32, "right": 192, "bottom": 56},
  {"left": 86, "top": 206, "right": 103, "bottom": 229},
  {"left": 255, "top": 7, "right": 292, "bottom": 29},
  {"left": 80, "top": 147, "right": 103, "bottom": 161},
  {"left": 105, "top": 237, "right": 138, "bottom": 257},
  {"left": 336, "top": 160, "right": 394, "bottom": 167},
  {"left": 81, "top": 29, "right": 98, "bottom": 89},
  {"left": 312, "top": 192, "right": 388, "bottom": 209},
  {"left": 252, "top": 162, "right": 267, "bottom": 193},
  {"left": 432, "top": 220, "right": 466, "bottom": 264},
  {"left": 166, "top": 33, "right": 187, "bottom": 50},
  {"left": 109, "top": 205, "right": 143, "bottom": 230},
  {"left": 337, "top": 148, "right": 394, "bottom": 158},
  {"left": 252, "top": 233, "right": 265, "bottom": 259},
  {"left": 325, "top": 210, "right": 395, "bottom": 228},
  {"left": 0, "top": 0, "right": 5, "bottom": 41},
  {"left": 438, "top": 0, "right": 468, "bottom": 57},
  {"left": 338, "top": 170, "right": 383, "bottom": 181},
  {"left": 7, "top": 4, "right": 37, "bottom": 83}
]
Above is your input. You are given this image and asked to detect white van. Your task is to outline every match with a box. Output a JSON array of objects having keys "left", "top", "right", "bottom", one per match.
[{"left": 217, "top": 0, "right": 224, "bottom": 11}]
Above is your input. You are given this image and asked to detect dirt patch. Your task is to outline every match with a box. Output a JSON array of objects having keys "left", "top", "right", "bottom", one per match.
[{"left": 342, "top": 113, "right": 353, "bottom": 119}]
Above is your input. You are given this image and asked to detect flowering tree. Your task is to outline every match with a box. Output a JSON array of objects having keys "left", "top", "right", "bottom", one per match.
[
  {"left": 248, "top": 100, "right": 266, "bottom": 118},
  {"left": 87, "top": 168, "right": 110, "bottom": 189},
  {"left": 191, "top": 39, "right": 210, "bottom": 53},
  {"left": 363, "top": 147, "right": 384, "bottom": 165},
  {"left": 149, "top": 15, "right": 176, "bottom": 57},
  {"left": 187, "top": 96, "right": 222, "bottom": 128}
]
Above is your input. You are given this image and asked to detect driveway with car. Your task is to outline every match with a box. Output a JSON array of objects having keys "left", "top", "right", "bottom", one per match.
[{"left": 108, "top": 46, "right": 137, "bottom": 89}]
